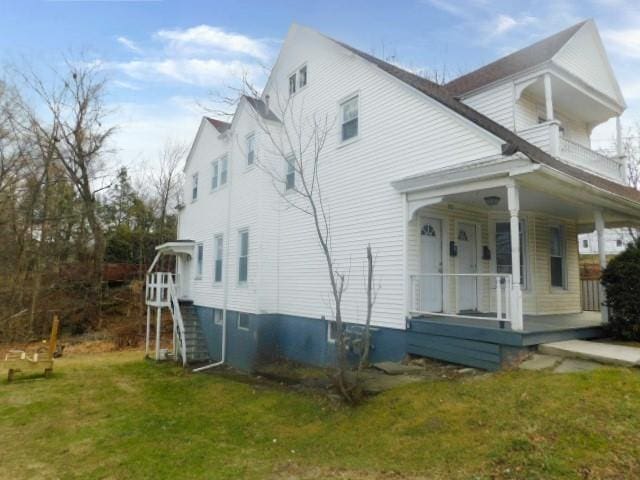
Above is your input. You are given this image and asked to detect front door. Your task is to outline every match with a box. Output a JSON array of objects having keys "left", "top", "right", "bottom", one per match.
[
  {"left": 457, "top": 222, "right": 478, "bottom": 311},
  {"left": 420, "top": 217, "right": 443, "bottom": 312}
]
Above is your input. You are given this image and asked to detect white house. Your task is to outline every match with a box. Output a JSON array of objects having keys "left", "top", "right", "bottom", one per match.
[
  {"left": 579, "top": 228, "right": 636, "bottom": 256},
  {"left": 146, "top": 20, "right": 640, "bottom": 371}
]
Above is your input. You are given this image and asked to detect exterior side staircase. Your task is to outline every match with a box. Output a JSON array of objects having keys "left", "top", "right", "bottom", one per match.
[{"left": 179, "top": 301, "right": 210, "bottom": 364}]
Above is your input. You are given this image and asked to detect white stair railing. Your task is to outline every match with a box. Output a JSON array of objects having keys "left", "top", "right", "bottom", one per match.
[{"left": 166, "top": 274, "right": 188, "bottom": 366}]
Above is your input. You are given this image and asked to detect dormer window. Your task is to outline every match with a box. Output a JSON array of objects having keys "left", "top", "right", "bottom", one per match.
[
  {"left": 289, "top": 74, "right": 296, "bottom": 95},
  {"left": 299, "top": 65, "right": 307, "bottom": 88}
]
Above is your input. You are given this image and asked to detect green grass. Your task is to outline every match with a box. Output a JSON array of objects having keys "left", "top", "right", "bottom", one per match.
[{"left": 2, "top": 352, "right": 640, "bottom": 479}]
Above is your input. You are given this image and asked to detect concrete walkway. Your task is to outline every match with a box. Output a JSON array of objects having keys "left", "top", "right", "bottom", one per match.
[{"left": 539, "top": 340, "right": 640, "bottom": 367}]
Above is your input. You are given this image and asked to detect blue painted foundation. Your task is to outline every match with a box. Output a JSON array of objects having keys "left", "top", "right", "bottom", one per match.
[{"left": 192, "top": 306, "right": 406, "bottom": 371}]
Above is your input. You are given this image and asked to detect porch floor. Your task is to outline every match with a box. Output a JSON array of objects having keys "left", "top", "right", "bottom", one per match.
[{"left": 407, "top": 311, "right": 605, "bottom": 371}]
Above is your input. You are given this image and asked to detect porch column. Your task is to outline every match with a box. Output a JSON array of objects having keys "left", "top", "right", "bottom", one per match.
[
  {"left": 594, "top": 210, "right": 608, "bottom": 323},
  {"left": 145, "top": 305, "right": 151, "bottom": 356},
  {"left": 155, "top": 307, "right": 162, "bottom": 361},
  {"left": 544, "top": 74, "right": 554, "bottom": 121},
  {"left": 507, "top": 184, "right": 524, "bottom": 331}
]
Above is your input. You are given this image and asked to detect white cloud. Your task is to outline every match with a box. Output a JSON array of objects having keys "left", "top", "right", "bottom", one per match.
[
  {"left": 155, "top": 25, "right": 271, "bottom": 61},
  {"left": 117, "top": 36, "right": 143, "bottom": 54},
  {"left": 109, "top": 58, "right": 262, "bottom": 86},
  {"left": 602, "top": 28, "right": 640, "bottom": 58}
]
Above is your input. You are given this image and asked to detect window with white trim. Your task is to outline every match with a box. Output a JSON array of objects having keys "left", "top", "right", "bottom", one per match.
[
  {"left": 246, "top": 134, "right": 255, "bottom": 166},
  {"left": 220, "top": 155, "right": 228, "bottom": 185},
  {"left": 237, "top": 313, "right": 250, "bottom": 330},
  {"left": 549, "top": 226, "right": 566, "bottom": 288},
  {"left": 214, "top": 309, "right": 223, "bottom": 325},
  {"left": 195, "top": 243, "right": 204, "bottom": 279},
  {"left": 298, "top": 65, "right": 307, "bottom": 88},
  {"left": 192, "top": 173, "right": 198, "bottom": 201},
  {"left": 340, "top": 95, "right": 358, "bottom": 142},
  {"left": 211, "top": 155, "right": 228, "bottom": 190},
  {"left": 285, "top": 155, "right": 295, "bottom": 191},
  {"left": 495, "top": 221, "right": 527, "bottom": 288},
  {"left": 238, "top": 229, "right": 249, "bottom": 283},
  {"left": 289, "top": 73, "right": 296, "bottom": 95},
  {"left": 214, "top": 234, "right": 223, "bottom": 283},
  {"left": 582, "top": 239, "right": 589, "bottom": 249}
]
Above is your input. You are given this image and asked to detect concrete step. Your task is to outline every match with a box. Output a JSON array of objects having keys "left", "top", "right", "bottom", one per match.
[{"left": 539, "top": 340, "right": 640, "bottom": 367}]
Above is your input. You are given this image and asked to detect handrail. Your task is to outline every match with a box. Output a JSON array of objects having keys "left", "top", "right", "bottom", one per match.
[
  {"left": 409, "top": 273, "right": 513, "bottom": 324},
  {"left": 166, "top": 274, "right": 188, "bottom": 366},
  {"left": 559, "top": 137, "right": 624, "bottom": 182}
]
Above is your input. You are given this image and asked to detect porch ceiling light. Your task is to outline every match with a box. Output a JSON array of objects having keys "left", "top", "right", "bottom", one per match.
[{"left": 484, "top": 195, "right": 501, "bottom": 207}]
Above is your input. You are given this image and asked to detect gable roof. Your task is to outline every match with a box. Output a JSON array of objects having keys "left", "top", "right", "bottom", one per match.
[
  {"left": 330, "top": 36, "right": 640, "bottom": 204},
  {"left": 205, "top": 117, "right": 231, "bottom": 133},
  {"left": 445, "top": 21, "right": 587, "bottom": 97}
]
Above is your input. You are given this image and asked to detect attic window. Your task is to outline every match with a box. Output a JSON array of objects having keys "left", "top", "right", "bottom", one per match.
[
  {"left": 340, "top": 95, "right": 359, "bottom": 142},
  {"left": 289, "top": 73, "right": 296, "bottom": 95}
]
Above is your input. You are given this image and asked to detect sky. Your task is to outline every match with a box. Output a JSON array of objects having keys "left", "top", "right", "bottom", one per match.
[{"left": 1, "top": 0, "right": 640, "bottom": 180}]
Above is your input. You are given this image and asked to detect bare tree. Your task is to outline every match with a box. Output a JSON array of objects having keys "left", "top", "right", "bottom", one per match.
[
  {"left": 229, "top": 80, "right": 380, "bottom": 402},
  {"left": 19, "top": 61, "right": 115, "bottom": 326},
  {"left": 148, "top": 140, "right": 187, "bottom": 243}
]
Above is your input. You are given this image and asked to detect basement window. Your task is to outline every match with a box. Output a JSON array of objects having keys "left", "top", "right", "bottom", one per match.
[
  {"left": 327, "top": 321, "right": 337, "bottom": 343},
  {"left": 214, "top": 309, "right": 223, "bottom": 325},
  {"left": 237, "top": 313, "right": 250, "bottom": 330}
]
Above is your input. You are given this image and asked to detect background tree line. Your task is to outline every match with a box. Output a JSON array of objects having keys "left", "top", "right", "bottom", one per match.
[{"left": 0, "top": 62, "right": 185, "bottom": 341}]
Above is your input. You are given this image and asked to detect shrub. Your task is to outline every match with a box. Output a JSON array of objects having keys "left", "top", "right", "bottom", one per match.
[{"left": 601, "top": 238, "right": 640, "bottom": 340}]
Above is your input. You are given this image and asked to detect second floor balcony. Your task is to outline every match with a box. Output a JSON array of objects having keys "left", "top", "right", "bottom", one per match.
[{"left": 518, "top": 121, "right": 626, "bottom": 183}]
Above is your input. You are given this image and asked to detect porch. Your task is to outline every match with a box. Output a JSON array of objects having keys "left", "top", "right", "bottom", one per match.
[{"left": 407, "top": 311, "right": 604, "bottom": 371}]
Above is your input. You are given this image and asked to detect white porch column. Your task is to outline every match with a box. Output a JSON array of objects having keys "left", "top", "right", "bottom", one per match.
[
  {"left": 544, "top": 74, "right": 554, "bottom": 121},
  {"left": 155, "top": 307, "right": 162, "bottom": 361},
  {"left": 145, "top": 305, "right": 151, "bottom": 356},
  {"left": 594, "top": 210, "right": 609, "bottom": 323},
  {"left": 507, "top": 184, "right": 524, "bottom": 331}
]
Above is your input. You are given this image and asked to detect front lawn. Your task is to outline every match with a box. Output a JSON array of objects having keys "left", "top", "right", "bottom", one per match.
[{"left": 1, "top": 351, "right": 640, "bottom": 479}]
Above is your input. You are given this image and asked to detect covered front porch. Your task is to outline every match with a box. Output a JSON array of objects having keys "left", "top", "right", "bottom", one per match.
[{"left": 396, "top": 155, "right": 640, "bottom": 349}]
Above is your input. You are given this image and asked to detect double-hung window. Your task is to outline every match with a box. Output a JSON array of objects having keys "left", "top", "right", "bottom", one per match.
[
  {"left": 214, "top": 234, "right": 223, "bottom": 283},
  {"left": 238, "top": 230, "right": 249, "bottom": 283},
  {"left": 246, "top": 134, "right": 255, "bottom": 166},
  {"left": 550, "top": 226, "right": 566, "bottom": 288},
  {"left": 289, "top": 73, "right": 296, "bottom": 95},
  {"left": 298, "top": 65, "right": 307, "bottom": 88},
  {"left": 192, "top": 173, "right": 198, "bottom": 201},
  {"left": 495, "top": 221, "right": 526, "bottom": 287},
  {"left": 211, "top": 155, "right": 228, "bottom": 190},
  {"left": 341, "top": 95, "right": 359, "bottom": 142},
  {"left": 211, "top": 161, "right": 219, "bottom": 190},
  {"left": 195, "top": 243, "right": 204, "bottom": 279},
  {"left": 220, "top": 155, "right": 228, "bottom": 185},
  {"left": 285, "top": 155, "right": 295, "bottom": 191}
]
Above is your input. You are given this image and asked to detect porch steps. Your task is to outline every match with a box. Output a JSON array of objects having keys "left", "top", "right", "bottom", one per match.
[
  {"left": 539, "top": 340, "right": 640, "bottom": 367},
  {"left": 179, "top": 302, "right": 210, "bottom": 364}
]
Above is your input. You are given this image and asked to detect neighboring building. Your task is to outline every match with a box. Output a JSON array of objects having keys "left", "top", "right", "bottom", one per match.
[
  {"left": 579, "top": 228, "right": 636, "bottom": 256},
  {"left": 146, "top": 20, "right": 640, "bottom": 371}
]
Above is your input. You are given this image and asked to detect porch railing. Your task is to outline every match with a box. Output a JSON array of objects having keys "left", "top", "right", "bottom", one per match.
[
  {"left": 145, "top": 271, "right": 187, "bottom": 366},
  {"left": 409, "top": 273, "right": 514, "bottom": 325}
]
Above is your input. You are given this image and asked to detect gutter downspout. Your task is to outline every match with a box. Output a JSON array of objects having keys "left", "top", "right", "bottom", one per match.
[{"left": 193, "top": 134, "right": 233, "bottom": 373}]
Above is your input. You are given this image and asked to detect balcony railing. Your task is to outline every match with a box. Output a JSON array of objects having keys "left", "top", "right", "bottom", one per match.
[
  {"left": 518, "top": 122, "right": 625, "bottom": 183},
  {"left": 558, "top": 137, "right": 624, "bottom": 183}
]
